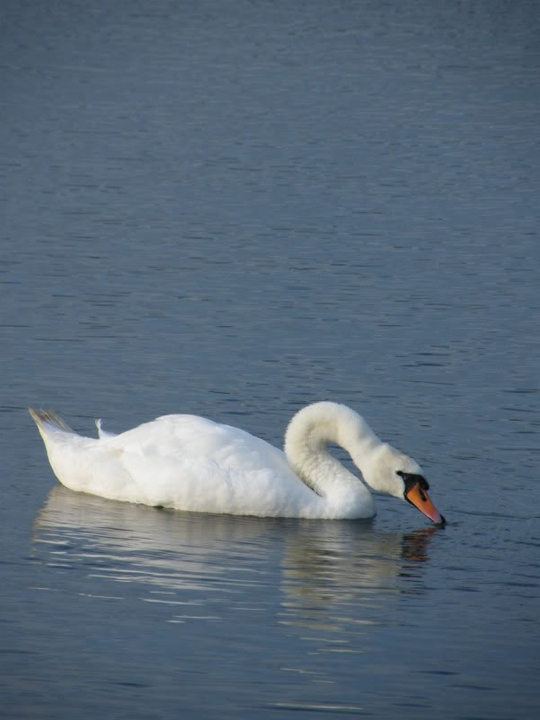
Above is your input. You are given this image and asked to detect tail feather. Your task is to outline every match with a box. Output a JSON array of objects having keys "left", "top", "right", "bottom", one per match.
[
  {"left": 29, "top": 408, "right": 73, "bottom": 433},
  {"left": 95, "top": 418, "right": 115, "bottom": 439}
]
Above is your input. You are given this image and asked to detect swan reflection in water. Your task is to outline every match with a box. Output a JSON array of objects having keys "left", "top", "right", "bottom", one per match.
[
  {"left": 278, "top": 523, "right": 437, "bottom": 631},
  {"left": 33, "top": 486, "right": 440, "bottom": 628}
]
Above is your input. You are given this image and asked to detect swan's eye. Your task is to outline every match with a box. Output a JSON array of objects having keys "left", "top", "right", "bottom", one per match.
[{"left": 396, "top": 471, "right": 430, "bottom": 492}]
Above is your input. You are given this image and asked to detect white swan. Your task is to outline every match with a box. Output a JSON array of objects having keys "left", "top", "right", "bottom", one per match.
[{"left": 29, "top": 402, "right": 445, "bottom": 524}]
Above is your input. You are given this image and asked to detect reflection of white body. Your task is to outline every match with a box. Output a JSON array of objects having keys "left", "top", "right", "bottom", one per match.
[
  {"left": 35, "top": 485, "right": 435, "bottom": 601},
  {"left": 35, "top": 486, "right": 257, "bottom": 595},
  {"left": 30, "top": 402, "right": 442, "bottom": 521}
]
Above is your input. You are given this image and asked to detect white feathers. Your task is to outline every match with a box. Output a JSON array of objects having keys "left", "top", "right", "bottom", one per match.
[
  {"left": 30, "top": 402, "right": 421, "bottom": 520},
  {"left": 95, "top": 418, "right": 115, "bottom": 440}
]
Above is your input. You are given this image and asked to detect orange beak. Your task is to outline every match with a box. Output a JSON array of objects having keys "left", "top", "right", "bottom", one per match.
[{"left": 405, "top": 482, "right": 446, "bottom": 525}]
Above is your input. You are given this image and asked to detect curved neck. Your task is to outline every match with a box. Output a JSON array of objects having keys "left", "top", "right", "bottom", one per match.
[{"left": 284, "top": 402, "right": 381, "bottom": 500}]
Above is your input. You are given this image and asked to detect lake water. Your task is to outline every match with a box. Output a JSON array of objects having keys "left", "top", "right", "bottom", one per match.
[{"left": 2, "top": 0, "right": 539, "bottom": 717}]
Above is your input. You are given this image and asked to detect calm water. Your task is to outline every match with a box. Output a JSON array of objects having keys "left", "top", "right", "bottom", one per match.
[{"left": 2, "top": 0, "right": 539, "bottom": 717}]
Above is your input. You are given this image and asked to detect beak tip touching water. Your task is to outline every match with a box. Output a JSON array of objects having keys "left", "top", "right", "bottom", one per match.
[{"left": 426, "top": 508, "right": 446, "bottom": 527}]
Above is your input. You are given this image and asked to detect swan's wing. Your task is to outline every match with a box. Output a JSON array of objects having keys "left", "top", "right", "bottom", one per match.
[{"left": 106, "top": 414, "right": 318, "bottom": 515}]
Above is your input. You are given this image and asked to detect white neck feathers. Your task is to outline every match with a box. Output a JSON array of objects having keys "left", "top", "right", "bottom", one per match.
[{"left": 284, "top": 402, "right": 382, "bottom": 501}]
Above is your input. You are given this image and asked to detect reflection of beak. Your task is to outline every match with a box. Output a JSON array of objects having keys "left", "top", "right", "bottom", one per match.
[{"left": 405, "top": 483, "right": 446, "bottom": 526}]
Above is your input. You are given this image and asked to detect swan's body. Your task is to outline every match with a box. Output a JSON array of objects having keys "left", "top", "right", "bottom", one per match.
[{"left": 30, "top": 402, "right": 444, "bottom": 523}]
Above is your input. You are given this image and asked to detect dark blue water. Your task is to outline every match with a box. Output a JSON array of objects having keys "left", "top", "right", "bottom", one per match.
[{"left": 2, "top": 1, "right": 539, "bottom": 718}]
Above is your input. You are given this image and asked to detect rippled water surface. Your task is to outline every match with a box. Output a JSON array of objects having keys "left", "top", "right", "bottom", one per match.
[{"left": 2, "top": 0, "right": 539, "bottom": 718}]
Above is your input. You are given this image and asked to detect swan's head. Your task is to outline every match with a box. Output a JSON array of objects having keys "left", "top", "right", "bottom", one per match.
[{"left": 361, "top": 444, "right": 445, "bottom": 526}]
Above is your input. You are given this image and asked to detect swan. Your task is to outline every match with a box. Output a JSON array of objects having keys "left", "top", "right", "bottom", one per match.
[{"left": 29, "top": 402, "right": 445, "bottom": 524}]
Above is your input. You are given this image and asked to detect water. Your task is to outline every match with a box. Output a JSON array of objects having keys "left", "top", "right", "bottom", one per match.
[{"left": 1, "top": 0, "right": 539, "bottom": 717}]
